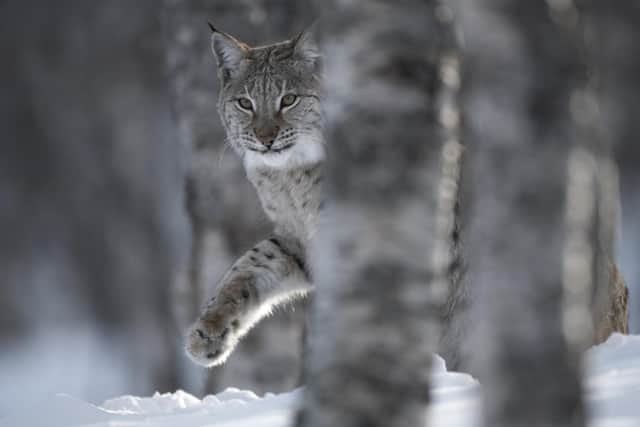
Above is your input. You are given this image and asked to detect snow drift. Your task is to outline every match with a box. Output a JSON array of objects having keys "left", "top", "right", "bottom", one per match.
[{"left": 1, "top": 333, "right": 639, "bottom": 427}]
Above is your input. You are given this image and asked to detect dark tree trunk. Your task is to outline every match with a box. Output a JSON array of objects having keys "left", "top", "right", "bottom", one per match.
[
  {"left": 298, "top": 1, "right": 460, "bottom": 426},
  {"left": 435, "top": 6, "right": 468, "bottom": 372},
  {"left": 0, "top": 0, "right": 182, "bottom": 396},
  {"left": 459, "top": 1, "right": 589, "bottom": 426}
]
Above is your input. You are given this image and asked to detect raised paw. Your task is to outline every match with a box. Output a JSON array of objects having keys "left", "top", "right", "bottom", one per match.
[{"left": 184, "top": 274, "right": 256, "bottom": 367}]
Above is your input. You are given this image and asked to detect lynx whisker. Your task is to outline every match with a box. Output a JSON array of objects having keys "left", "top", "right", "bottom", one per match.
[{"left": 217, "top": 137, "right": 234, "bottom": 168}]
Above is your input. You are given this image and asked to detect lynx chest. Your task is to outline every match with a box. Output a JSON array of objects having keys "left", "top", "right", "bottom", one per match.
[{"left": 247, "top": 162, "right": 323, "bottom": 243}]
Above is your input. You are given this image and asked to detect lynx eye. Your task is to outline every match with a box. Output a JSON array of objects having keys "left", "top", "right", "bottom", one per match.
[
  {"left": 238, "top": 97, "right": 253, "bottom": 110},
  {"left": 280, "top": 94, "right": 297, "bottom": 108}
]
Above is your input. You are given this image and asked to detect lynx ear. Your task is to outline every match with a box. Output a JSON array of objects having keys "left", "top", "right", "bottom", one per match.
[
  {"left": 209, "top": 23, "right": 249, "bottom": 84},
  {"left": 292, "top": 27, "right": 320, "bottom": 65}
]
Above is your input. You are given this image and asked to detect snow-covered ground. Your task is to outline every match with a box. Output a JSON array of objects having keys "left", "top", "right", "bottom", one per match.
[{"left": 2, "top": 334, "right": 639, "bottom": 427}]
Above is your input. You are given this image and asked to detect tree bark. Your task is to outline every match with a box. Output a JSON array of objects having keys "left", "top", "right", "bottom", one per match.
[
  {"left": 298, "top": 1, "right": 459, "bottom": 426},
  {"left": 558, "top": 0, "right": 629, "bottom": 347},
  {"left": 459, "top": 1, "right": 587, "bottom": 426},
  {"left": 583, "top": 0, "right": 639, "bottom": 335}
]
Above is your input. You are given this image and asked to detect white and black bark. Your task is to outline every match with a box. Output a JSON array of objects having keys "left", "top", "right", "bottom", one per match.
[
  {"left": 459, "top": 1, "right": 587, "bottom": 426},
  {"left": 552, "top": 0, "right": 623, "bottom": 349},
  {"left": 584, "top": 0, "right": 640, "bottom": 332},
  {"left": 297, "top": 2, "right": 460, "bottom": 426}
]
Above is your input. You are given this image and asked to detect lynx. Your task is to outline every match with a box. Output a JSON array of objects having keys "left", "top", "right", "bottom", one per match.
[
  {"left": 185, "top": 26, "right": 323, "bottom": 367},
  {"left": 185, "top": 25, "right": 630, "bottom": 369}
]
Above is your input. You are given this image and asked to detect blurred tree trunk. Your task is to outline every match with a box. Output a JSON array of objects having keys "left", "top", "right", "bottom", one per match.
[
  {"left": 163, "top": 0, "right": 315, "bottom": 395},
  {"left": 585, "top": 1, "right": 640, "bottom": 333},
  {"left": 297, "top": 1, "right": 459, "bottom": 426},
  {"left": 459, "top": 1, "right": 589, "bottom": 426},
  {"left": 163, "top": 0, "right": 236, "bottom": 394},
  {"left": 436, "top": 6, "right": 468, "bottom": 372},
  {"left": 0, "top": 0, "right": 183, "bottom": 397},
  {"left": 562, "top": 0, "right": 629, "bottom": 346}
]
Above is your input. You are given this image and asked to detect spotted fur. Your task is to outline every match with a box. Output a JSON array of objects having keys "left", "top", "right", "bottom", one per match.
[{"left": 186, "top": 28, "right": 324, "bottom": 367}]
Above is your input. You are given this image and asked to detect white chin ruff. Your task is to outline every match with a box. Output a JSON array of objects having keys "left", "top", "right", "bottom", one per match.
[{"left": 243, "top": 140, "right": 325, "bottom": 170}]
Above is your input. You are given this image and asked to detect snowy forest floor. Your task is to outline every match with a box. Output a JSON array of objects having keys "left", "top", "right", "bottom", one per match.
[{"left": 2, "top": 333, "right": 639, "bottom": 427}]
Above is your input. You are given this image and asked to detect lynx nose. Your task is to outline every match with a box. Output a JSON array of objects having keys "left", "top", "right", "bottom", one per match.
[{"left": 254, "top": 125, "right": 280, "bottom": 148}]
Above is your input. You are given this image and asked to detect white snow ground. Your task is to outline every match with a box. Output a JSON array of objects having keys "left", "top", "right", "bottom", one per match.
[{"left": 1, "top": 333, "right": 639, "bottom": 427}]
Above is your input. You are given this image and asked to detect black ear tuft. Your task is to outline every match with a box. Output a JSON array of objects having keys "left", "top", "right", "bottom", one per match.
[
  {"left": 292, "top": 27, "right": 320, "bottom": 64},
  {"left": 207, "top": 22, "right": 216, "bottom": 33},
  {"left": 210, "top": 29, "right": 249, "bottom": 84}
]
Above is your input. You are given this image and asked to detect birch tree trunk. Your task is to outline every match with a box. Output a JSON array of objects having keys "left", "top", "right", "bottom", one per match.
[
  {"left": 585, "top": 0, "right": 640, "bottom": 333},
  {"left": 459, "top": 1, "right": 587, "bottom": 426},
  {"left": 298, "top": 1, "right": 460, "bottom": 426},
  {"left": 559, "top": 0, "right": 629, "bottom": 347}
]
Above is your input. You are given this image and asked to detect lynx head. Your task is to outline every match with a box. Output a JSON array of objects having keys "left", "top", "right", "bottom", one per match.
[{"left": 210, "top": 25, "right": 324, "bottom": 170}]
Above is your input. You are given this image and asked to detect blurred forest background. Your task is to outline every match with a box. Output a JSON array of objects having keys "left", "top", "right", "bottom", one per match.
[
  {"left": 0, "top": 0, "right": 315, "bottom": 411},
  {"left": 1, "top": 0, "right": 639, "bottom": 415}
]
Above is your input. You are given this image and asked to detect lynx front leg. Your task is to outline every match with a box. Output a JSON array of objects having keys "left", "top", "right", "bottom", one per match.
[{"left": 185, "top": 236, "right": 311, "bottom": 367}]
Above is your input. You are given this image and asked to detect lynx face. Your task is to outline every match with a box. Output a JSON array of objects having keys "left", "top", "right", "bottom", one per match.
[{"left": 212, "top": 29, "right": 324, "bottom": 169}]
